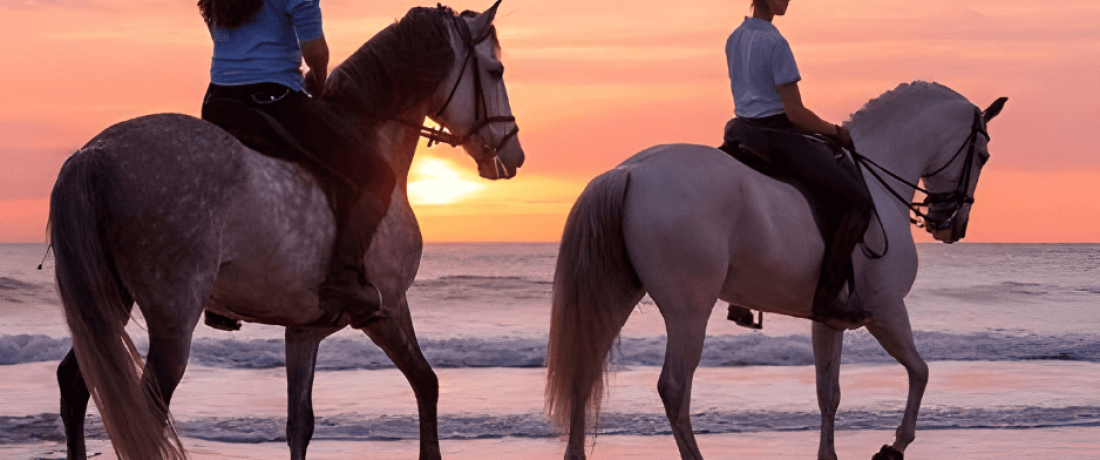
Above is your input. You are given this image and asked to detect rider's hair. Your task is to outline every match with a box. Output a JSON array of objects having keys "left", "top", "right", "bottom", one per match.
[
  {"left": 751, "top": 0, "right": 771, "bottom": 15},
  {"left": 197, "top": 0, "right": 264, "bottom": 29}
]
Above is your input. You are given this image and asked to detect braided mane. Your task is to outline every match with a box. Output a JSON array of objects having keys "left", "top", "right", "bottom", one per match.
[{"left": 849, "top": 81, "right": 966, "bottom": 128}]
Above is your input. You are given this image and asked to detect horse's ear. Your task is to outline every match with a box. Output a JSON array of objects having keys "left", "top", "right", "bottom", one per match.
[
  {"left": 472, "top": 0, "right": 501, "bottom": 35},
  {"left": 982, "top": 97, "right": 1008, "bottom": 123}
]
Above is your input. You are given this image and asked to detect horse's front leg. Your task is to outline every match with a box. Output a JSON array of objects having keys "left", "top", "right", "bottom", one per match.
[
  {"left": 812, "top": 321, "right": 844, "bottom": 460},
  {"left": 285, "top": 326, "right": 340, "bottom": 460},
  {"left": 364, "top": 295, "right": 440, "bottom": 460},
  {"left": 866, "top": 302, "right": 928, "bottom": 460}
]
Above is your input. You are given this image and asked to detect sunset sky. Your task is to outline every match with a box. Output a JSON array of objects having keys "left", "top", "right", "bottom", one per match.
[{"left": 0, "top": 0, "right": 1097, "bottom": 243}]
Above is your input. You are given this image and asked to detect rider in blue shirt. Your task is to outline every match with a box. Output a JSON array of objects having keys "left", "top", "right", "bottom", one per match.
[
  {"left": 199, "top": 0, "right": 394, "bottom": 328},
  {"left": 722, "top": 0, "right": 872, "bottom": 327}
]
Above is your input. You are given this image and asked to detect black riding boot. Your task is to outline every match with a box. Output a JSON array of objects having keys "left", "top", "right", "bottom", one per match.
[
  {"left": 317, "top": 191, "right": 389, "bottom": 328},
  {"left": 811, "top": 203, "right": 872, "bottom": 324}
]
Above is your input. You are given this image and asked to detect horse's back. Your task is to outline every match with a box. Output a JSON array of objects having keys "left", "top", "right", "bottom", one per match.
[
  {"left": 61, "top": 113, "right": 334, "bottom": 323},
  {"left": 616, "top": 143, "right": 823, "bottom": 316}
]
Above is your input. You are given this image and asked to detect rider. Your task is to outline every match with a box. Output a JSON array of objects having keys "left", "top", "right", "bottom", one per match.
[
  {"left": 722, "top": 0, "right": 873, "bottom": 327},
  {"left": 198, "top": 0, "right": 395, "bottom": 328}
]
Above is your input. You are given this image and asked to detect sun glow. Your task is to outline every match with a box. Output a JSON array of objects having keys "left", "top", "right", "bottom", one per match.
[{"left": 407, "top": 157, "right": 485, "bottom": 205}]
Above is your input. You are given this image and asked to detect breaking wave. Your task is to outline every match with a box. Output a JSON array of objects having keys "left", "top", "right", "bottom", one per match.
[{"left": 4, "top": 330, "right": 1099, "bottom": 368}]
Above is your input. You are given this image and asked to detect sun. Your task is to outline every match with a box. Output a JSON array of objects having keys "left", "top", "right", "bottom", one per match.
[{"left": 407, "top": 157, "right": 484, "bottom": 205}]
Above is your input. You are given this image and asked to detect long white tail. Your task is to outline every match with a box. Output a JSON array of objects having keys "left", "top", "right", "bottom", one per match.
[
  {"left": 545, "top": 168, "right": 644, "bottom": 432},
  {"left": 49, "top": 148, "right": 187, "bottom": 459}
]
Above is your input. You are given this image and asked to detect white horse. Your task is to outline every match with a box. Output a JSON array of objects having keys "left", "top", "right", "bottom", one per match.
[
  {"left": 546, "top": 82, "right": 1007, "bottom": 460},
  {"left": 48, "top": 3, "right": 519, "bottom": 460}
]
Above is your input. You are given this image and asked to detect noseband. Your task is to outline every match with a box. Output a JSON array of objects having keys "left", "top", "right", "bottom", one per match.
[
  {"left": 853, "top": 108, "right": 989, "bottom": 230},
  {"left": 416, "top": 10, "right": 519, "bottom": 166}
]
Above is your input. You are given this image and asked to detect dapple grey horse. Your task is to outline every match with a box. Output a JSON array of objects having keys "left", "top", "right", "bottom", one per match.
[
  {"left": 546, "top": 82, "right": 1006, "bottom": 460},
  {"left": 48, "top": 3, "right": 521, "bottom": 459}
]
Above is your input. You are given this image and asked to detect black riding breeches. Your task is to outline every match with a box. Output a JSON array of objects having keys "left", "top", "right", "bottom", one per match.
[{"left": 722, "top": 114, "right": 873, "bottom": 303}]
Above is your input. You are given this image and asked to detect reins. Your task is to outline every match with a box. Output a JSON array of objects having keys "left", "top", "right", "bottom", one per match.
[
  {"left": 852, "top": 109, "right": 986, "bottom": 226},
  {"left": 849, "top": 108, "right": 988, "bottom": 258}
]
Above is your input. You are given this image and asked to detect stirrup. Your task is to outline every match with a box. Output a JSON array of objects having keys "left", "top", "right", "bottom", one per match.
[
  {"left": 726, "top": 305, "right": 763, "bottom": 330},
  {"left": 204, "top": 311, "right": 242, "bottom": 332}
]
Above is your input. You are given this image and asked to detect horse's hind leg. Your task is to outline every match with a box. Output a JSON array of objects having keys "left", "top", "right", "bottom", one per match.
[
  {"left": 285, "top": 326, "right": 340, "bottom": 460},
  {"left": 58, "top": 292, "right": 132, "bottom": 460},
  {"left": 57, "top": 349, "right": 90, "bottom": 460},
  {"left": 141, "top": 302, "right": 204, "bottom": 418},
  {"left": 652, "top": 292, "right": 715, "bottom": 460},
  {"left": 866, "top": 302, "right": 928, "bottom": 457},
  {"left": 812, "top": 322, "right": 844, "bottom": 460},
  {"left": 364, "top": 296, "right": 440, "bottom": 460}
]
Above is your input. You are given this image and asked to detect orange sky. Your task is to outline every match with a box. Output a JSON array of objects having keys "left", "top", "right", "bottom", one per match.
[{"left": 1, "top": 0, "right": 1097, "bottom": 242}]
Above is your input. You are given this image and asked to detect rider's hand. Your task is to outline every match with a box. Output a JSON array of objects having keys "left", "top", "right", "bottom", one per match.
[
  {"left": 304, "top": 70, "right": 324, "bottom": 98},
  {"left": 835, "top": 124, "right": 854, "bottom": 149}
]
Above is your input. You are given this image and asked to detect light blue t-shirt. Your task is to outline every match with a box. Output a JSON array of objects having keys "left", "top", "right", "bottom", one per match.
[
  {"left": 208, "top": 0, "right": 324, "bottom": 92},
  {"left": 725, "top": 17, "right": 801, "bottom": 118}
]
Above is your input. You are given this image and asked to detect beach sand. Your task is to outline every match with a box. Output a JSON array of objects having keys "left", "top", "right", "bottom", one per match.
[{"left": 5, "top": 427, "right": 1100, "bottom": 459}]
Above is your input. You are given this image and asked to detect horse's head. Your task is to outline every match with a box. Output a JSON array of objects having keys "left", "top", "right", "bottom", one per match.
[
  {"left": 921, "top": 97, "right": 1007, "bottom": 243},
  {"left": 429, "top": 1, "right": 524, "bottom": 180}
]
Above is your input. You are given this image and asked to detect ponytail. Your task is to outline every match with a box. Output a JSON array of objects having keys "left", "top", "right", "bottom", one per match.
[{"left": 198, "top": 0, "right": 264, "bottom": 29}]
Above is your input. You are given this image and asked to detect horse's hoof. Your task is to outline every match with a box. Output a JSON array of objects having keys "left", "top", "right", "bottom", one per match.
[{"left": 871, "top": 445, "right": 903, "bottom": 460}]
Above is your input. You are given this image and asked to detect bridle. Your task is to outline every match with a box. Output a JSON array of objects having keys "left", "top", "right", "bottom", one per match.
[
  {"left": 852, "top": 108, "right": 989, "bottom": 231},
  {"left": 414, "top": 9, "right": 519, "bottom": 169}
]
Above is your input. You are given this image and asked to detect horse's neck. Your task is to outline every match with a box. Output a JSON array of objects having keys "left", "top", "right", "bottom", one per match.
[
  {"left": 361, "top": 103, "right": 433, "bottom": 187},
  {"left": 851, "top": 114, "right": 933, "bottom": 208},
  {"left": 373, "top": 121, "right": 422, "bottom": 186}
]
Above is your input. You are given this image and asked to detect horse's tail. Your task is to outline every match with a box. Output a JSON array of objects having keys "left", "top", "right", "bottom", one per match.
[
  {"left": 545, "top": 167, "right": 644, "bottom": 432},
  {"left": 49, "top": 147, "right": 187, "bottom": 460}
]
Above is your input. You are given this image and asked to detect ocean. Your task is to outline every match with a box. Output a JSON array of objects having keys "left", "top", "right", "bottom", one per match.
[{"left": 1, "top": 243, "right": 1099, "bottom": 459}]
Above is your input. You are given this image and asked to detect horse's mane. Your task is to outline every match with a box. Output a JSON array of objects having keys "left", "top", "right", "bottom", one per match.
[
  {"left": 849, "top": 81, "right": 966, "bottom": 127},
  {"left": 323, "top": 6, "right": 459, "bottom": 120}
]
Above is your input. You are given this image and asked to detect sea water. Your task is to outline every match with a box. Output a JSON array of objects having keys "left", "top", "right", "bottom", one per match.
[{"left": 1, "top": 243, "right": 1098, "bottom": 459}]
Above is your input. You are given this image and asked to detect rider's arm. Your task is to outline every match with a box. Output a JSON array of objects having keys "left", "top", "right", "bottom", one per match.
[
  {"left": 777, "top": 81, "right": 853, "bottom": 147},
  {"left": 301, "top": 37, "right": 329, "bottom": 96},
  {"left": 288, "top": 0, "right": 327, "bottom": 96}
]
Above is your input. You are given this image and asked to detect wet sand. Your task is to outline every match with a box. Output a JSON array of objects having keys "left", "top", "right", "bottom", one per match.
[{"left": 5, "top": 427, "right": 1100, "bottom": 459}]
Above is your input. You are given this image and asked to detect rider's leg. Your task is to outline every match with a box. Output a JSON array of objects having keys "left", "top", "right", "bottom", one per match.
[
  {"left": 278, "top": 97, "right": 398, "bottom": 328},
  {"left": 769, "top": 134, "right": 872, "bottom": 320},
  {"left": 317, "top": 186, "right": 389, "bottom": 327}
]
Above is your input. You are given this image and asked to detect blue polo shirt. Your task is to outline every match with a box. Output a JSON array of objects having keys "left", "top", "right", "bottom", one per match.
[
  {"left": 725, "top": 17, "right": 801, "bottom": 119},
  {"left": 208, "top": 0, "right": 324, "bottom": 92}
]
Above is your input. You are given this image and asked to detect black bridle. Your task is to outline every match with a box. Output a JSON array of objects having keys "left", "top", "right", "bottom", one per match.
[
  {"left": 852, "top": 108, "right": 989, "bottom": 231},
  {"left": 415, "top": 9, "right": 519, "bottom": 167}
]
